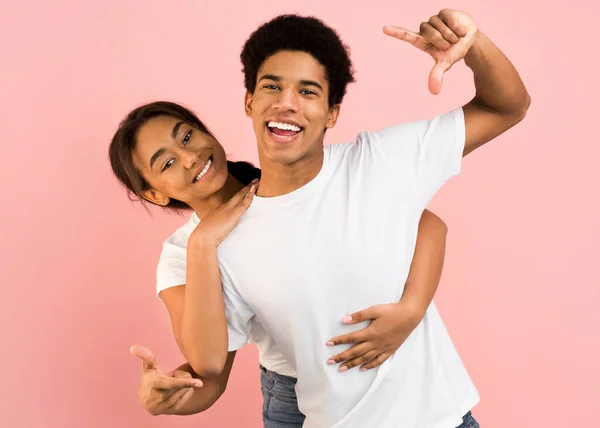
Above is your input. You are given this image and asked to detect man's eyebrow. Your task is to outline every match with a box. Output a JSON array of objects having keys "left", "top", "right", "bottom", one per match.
[
  {"left": 299, "top": 80, "right": 323, "bottom": 91},
  {"left": 259, "top": 74, "right": 282, "bottom": 82}
]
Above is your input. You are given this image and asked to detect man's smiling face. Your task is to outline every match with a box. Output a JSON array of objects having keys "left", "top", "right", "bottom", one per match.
[{"left": 245, "top": 50, "right": 340, "bottom": 166}]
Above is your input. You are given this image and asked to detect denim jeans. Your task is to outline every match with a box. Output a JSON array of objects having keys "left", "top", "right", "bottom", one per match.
[
  {"left": 456, "top": 411, "right": 480, "bottom": 428},
  {"left": 260, "top": 366, "right": 479, "bottom": 428},
  {"left": 260, "top": 366, "right": 304, "bottom": 427}
]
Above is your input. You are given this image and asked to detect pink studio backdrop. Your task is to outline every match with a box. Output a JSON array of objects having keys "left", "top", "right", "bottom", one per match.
[{"left": 1, "top": 0, "right": 598, "bottom": 427}]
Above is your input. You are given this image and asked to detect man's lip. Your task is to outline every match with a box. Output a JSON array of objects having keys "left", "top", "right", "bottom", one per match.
[
  {"left": 265, "top": 124, "right": 302, "bottom": 144},
  {"left": 265, "top": 119, "right": 304, "bottom": 129}
]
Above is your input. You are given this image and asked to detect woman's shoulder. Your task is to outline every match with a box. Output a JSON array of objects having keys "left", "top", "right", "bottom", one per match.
[{"left": 161, "top": 213, "right": 199, "bottom": 255}]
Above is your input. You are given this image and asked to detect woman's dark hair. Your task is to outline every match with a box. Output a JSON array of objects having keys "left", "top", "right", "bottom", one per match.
[
  {"left": 109, "top": 101, "right": 259, "bottom": 212},
  {"left": 240, "top": 14, "right": 355, "bottom": 107}
]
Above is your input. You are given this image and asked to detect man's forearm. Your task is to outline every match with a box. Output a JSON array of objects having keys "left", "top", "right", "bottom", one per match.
[
  {"left": 398, "top": 210, "right": 447, "bottom": 320},
  {"left": 466, "top": 31, "right": 530, "bottom": 117}
]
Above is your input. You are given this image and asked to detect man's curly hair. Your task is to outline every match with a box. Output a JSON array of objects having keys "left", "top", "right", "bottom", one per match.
[{"left": 240, "top": 14, "right": 355, "bottom": 107}]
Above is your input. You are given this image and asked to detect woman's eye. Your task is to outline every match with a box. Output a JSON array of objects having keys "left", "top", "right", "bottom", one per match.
[
  {"left": 162, "top": 159, "right": 174, "bottom": 172},
  {"left": 183, "top": 130, "right": 192, "bottom": 145}
]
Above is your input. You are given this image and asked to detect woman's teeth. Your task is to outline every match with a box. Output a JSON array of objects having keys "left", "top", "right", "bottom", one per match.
[
  {"left": 193, "top": 158, "right": 212, "bottom": 183},
  {"left": 267, "top": 121, "right": 302, "bottom": 132}
]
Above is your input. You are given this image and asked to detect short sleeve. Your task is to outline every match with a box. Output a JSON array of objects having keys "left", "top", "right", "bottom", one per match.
[
  {"left": 220, "top": 261, "right": 254, "bottom": 351},
  {"left": 158, "top": 238, "right": 254, "bottom": 351},
  {"left": 363, "top": 108, "right": 465, "bottom": 206},
  {"left": 156, "top": 241, "right": 187, "bottom": 297}
]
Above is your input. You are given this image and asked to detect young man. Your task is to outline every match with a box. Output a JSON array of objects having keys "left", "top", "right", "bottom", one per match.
[{"left": 135, "top": 9, "right": 529, "bottom": 427}]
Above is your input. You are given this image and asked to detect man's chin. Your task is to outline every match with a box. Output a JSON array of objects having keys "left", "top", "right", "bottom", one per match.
[
  {"left": 259, "top": 140, "right": 300, "bottom": 160},
  {"left": 263, "top": 152, "right": 301, "bottom": 165}
]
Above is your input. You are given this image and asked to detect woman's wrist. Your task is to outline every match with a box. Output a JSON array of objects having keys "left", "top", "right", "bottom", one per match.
[{"left": 188, "top": 229, "right": 218, "bottom": 252}]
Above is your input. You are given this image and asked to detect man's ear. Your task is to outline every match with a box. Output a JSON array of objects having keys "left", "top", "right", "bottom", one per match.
[
  {"left": 244, "top": 91, "right": 254, "bottom": 118},
  {"left": 325, "top": 104, "right": 341, "bottom": 129}
]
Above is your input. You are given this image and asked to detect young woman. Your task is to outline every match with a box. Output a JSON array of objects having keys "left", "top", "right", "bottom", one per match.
[{"left": 110, "top": 101, "right": 449, "bottom": 426}]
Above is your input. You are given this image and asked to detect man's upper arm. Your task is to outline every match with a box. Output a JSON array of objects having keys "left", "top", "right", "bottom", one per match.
[
  {"left": 462, "top": 99, "right": 528, "bottom": 157},
  {"left": 364, "top": 109, "right": 465, "bottom": 210}
]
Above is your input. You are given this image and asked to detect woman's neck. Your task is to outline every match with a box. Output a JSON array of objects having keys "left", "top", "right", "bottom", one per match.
[{"left": 189, "top": 173, "right": 245, "bottom": 219}]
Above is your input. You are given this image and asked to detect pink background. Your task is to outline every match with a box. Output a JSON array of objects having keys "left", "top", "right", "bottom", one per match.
[{"left": 1, "top": 0, "right": 598, "bottom": 427}]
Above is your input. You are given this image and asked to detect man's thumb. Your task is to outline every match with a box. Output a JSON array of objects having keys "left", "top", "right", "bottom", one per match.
[{"left": 428, "top": 61, "right": 451, "bottom": 95}]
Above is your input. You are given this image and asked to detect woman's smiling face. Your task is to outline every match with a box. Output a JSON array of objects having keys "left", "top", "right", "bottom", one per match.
[{"left": 132, "top": 115, "right": 229, "bottom": 207}]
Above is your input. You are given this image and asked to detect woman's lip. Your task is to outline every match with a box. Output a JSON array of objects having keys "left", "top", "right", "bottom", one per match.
[{"left": 192, "top": 155, "right": 213, "bottom": 183}]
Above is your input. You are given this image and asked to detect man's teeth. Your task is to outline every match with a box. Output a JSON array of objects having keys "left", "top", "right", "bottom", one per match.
[
  {"left": 267, "top": 121, "right": 301, "bottom": 132},
  {"left": 194, "top": 158, "right": 212, "bottom": 182}
]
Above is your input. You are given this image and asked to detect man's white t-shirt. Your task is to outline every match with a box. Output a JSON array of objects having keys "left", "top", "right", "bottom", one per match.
[
  {"left": 156, "top": 212, "right": 297, "bottom": 378},
  {"left": 219, "top": 108, "right": 479, "bottom": 428}
]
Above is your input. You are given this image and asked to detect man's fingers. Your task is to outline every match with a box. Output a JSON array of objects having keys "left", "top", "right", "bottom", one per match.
[
  {"left": 130, "top": 345, "right": 158, "bottom": 372},
  {"left": 419, "top": 22, "right": 451, "bottom": 51},
  {"left": 438, "top": 9, "right": 469, "bottom": 37},
  {"left": 154, "top": 373, "right": 203, "bottom": 390},
  {"left": 341, "top": 350, "right": 380, "bottom": 371},
  {"left": 360, "top": 352, "right": 391, "bottom": 371},
  {"left": 428, "top": 15, "right": 460, "bottom": 44},
  {"left": 383, "top": 26, "right": 428, "bottom": 51},
  {"left": 428, "top": 61, "right": 451, "bottom": 95},
  {"left": 328, "top": 342, "right": 371, "bottom": 367}
]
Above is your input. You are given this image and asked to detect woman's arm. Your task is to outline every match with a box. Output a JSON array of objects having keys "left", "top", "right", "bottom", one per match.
[
  {"left": 175, "top": 352, "right": 236, "bottom": 415},
  {"left": 161, "top": 263, "right": 226, "bottom": 379},
  {"left": 132, "top": 345, "right": 236, "bottom": 416},
  {"left": 162, "top": 180, "right": 258, "bottom": 378},
  {"left": 396, "top": 209, "right": 447, "bottom": 318},
  {"left": 326, "top": 209, "right": 448, "bottom": 370}
]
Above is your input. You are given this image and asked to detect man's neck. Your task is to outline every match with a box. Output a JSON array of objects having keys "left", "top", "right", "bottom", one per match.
[{"left": 257, "top": 149, "right": 324, "bottom": 197}]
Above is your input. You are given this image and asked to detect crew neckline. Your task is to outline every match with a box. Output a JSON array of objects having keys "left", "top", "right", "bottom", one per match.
[{"left": 251, "top": 148, "right": 330, "bottom": 209}]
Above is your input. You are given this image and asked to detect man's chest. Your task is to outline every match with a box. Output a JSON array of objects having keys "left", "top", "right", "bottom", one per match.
[{"left": 219, "top": 193, "right": 419, "bottom": 323}]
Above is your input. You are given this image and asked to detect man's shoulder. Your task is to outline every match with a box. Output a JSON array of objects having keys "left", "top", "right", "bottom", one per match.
[{"left": 323, "top": 141, "right": 361, "bottom": 165}]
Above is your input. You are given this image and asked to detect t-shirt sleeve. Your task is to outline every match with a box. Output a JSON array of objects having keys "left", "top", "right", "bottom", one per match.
[
  {"left": 157, "top": 235, "right": 252, "bottom": 352},
  {"left": 220, "top": 263, "right": 254, "bottom": 351},
  {"left": 156, "top": 241, "right": 187, "bottom": 297},
  {"left": 363, "top": 107, "right": 465, "bottom": 206}
]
